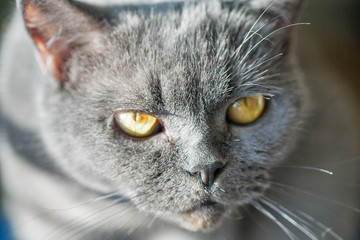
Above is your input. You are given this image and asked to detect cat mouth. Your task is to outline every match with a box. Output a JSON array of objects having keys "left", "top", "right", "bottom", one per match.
[{"left": 180, "top": 200, "right": 226, "bottom": 232}]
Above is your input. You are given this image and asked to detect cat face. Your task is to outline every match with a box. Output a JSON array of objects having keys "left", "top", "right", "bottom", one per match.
[{"left": 22, "top": 0, "right": 307, "bottom": 231}]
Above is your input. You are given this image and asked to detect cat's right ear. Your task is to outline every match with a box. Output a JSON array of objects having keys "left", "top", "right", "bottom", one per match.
[{"left": 20, "top": 0, "right": 107, "bottom": 82}]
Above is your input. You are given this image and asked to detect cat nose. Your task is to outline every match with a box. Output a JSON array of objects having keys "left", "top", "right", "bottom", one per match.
[{"left": 189, "top": 162, "right": 224, "bottom": 187}]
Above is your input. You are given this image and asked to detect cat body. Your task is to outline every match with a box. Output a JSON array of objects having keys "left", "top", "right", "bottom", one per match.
[{"left": 0, "top": 0, "right": 359, "bottom": 239}]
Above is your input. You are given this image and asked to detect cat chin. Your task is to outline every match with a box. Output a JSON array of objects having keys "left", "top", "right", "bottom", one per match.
[{"left": 175, "top": 201, "right": 226, "bottom": 232}]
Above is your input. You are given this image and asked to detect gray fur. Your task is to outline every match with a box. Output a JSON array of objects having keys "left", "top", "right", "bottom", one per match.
[{"left": 1, "top": 0, "right": 359, "bottom": 239}]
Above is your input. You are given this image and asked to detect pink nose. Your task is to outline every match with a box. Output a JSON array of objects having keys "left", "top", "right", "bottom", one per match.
[{"left": 189, "top": 162, "right": 224, "bottom": 187}]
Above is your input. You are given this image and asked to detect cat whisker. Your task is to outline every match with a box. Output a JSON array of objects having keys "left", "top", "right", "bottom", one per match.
[
  {"left": 264, "top": 192, "right": 344, "bottom": 239},
  {"left": 270, "top": 181, "right": 360, "bottom": 214},
  {"left": 251, "top": 201, "right": 298, "bottom": 240},
  {"left": 273, "top": 165, "right": 334, "bottom": 175},
  {"left": 214, "top": 183, "right": 226, "bottom": 193},
  {"left": 296, "top": 210, "right": 343, "bottom": 240},
  {"left": 40, "top": 189, "right": 127, "bottom": 212},
  {"left": 76, "top": 204, "right": 136, "bottom": 240},
  {"left": 147, "top": 212, "right": 164, "bottom": 229},
  {"left": 243, "top": 53, "right": 283, "bottom": 75},
  {"left": 8, "top": 187, "right": 136, "bottom": 239},
  {"left": 46, "top": 192, "right": 146, "bottom": 240},
  {"left": 240, "top": 22, "right": 310, "bottom": 65},
  {"left": 104, "top": 215, "right": 147, "bottom": 240},
  {"left": 46, "top": 196, "right": 131, "bottom": 240},
  {"left": 249, "top": 31, "right": 275, "bottom": 45},
  {"left": 234, "top": 0, "right": 277, "bottom": 57},
  {"left": 237, "top": 15, "right": 281, "bottom": 57},
  {"left": 260, "top": 197, "right": 319, "bottom": 240},
  {"left": 242, "top": 73, "right": 282, "bottom": 84}
]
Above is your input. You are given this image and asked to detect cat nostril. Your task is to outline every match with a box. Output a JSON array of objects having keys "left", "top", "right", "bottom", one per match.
[{"left": 189, "top": 162, "right": 224, "bottom": 187}]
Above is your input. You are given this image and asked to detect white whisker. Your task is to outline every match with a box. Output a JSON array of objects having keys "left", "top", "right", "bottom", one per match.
[
  {"left": 274, "top": 165, "right": 334, "bottom": 175},
  {"left": 77, "top": 204, "right": 135, "bottom": 240},
  {"left": 235, "top": 0, "right": 278, "bottom": 57},
  {"left": 260, "top": 197, "right": 318, "bottom": 240},
  {"left": 104, "top": 215, "right": 147, "bottom": 240},
  {"left": 240, "top": 23, "right": 310, "bottom": 64},
  {"left": 146, "top": 213, "right": 162, "bottom": 229},
  {"left": 46, "top": 198, "right": 127, "bottom": 240},
  {"left": 296, "top": 210, "right": 343, "bottom": 240},
  {"left": 41, "top": 190, "right": 124, "bottom": 212},
  {"left": 271, "top": 182, "right": 360, "bottom": 214},
  {"left": 251, "top": 201, "right": 298, "bottom": 240},
  {"left": 243, "top": 53, "right": 283, "bottom": 75}
]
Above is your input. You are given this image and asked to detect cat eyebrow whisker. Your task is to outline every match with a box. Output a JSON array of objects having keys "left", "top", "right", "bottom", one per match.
[
  {"left": 234, "top": 0, "right": 278, "bottom": 57},
  {"left": 259, "top": 197, "right": 319, "bottom": 240},
  {"left": 243, "top": 53, "right": 283, "bottom": 75},
  {"left": 240, "top": 22, "right": 310, "bottom": 65},
  {"left": 242, "top": 73, "right": 282, "bottom": 84},
  {"left": 270, "top": 181, "right": 360, "bottom": 214},
  {"left": 251, "top": 201, "right": 298, "bottom": 240},
  {"left": 249, "top": 31, "right": 275, "bottom": 45},
  {"left": 237, "top": 15, "right": 280, "bottom": 53}
]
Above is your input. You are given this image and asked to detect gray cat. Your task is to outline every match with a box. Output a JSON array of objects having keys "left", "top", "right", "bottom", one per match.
[{"left": 1, "top": 0, "right": 359, "bottom": 239}]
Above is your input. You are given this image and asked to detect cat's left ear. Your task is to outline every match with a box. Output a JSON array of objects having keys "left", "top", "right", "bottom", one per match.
[{"left": 20, "top": 0, "right": 107, "bottom": 82}]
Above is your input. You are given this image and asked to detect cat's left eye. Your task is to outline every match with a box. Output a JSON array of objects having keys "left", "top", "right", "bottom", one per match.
[{"left": 114, "top": 111, "right": 161, "bottom": 138}]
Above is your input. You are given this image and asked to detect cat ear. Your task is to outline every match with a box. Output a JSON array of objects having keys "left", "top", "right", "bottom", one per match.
[
  {"left": 249, "top": 0, "right": 305, "bottom": 24},
  {"left": 21, "top": 0, "right": 106, "bottom": 82}
]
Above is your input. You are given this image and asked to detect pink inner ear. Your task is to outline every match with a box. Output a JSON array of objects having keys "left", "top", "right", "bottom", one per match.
[
  {"left": 24, "top": 1, "right": 67, "bottom": 82},
  {"left": 33, "top": 36, "right": 64, "bottom": 81}
]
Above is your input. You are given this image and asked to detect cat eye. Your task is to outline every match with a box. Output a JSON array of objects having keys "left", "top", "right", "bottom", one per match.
[
  {"left": 227, "top": 95, "right": 266, "bottom": 125},
  {"left": 114, "top": 111, "right": 161, "bottom": 138}
]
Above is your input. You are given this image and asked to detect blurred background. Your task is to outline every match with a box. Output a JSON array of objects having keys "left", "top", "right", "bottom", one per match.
[
  {"left": 299, "top": 0, "right": 360, "bottom": 105},
  {"left": 0, "top": 0, "right": 359, "bottom": 239}
]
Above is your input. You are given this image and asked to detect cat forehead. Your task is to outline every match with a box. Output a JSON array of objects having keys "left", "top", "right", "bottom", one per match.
[
  {"left": 101, "top": 5, "right": 278, "bottom": 109},
  {"left": 76, "top": 1, "right": 291, "bottom": 116}
]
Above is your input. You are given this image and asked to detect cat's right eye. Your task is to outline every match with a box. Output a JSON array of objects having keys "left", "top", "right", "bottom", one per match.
[
  {"left": 114, "top": 111, "right": 161, "bottom": 138},
  {"left": 227, "top": 95, "right": 266, "bottom": 125}
]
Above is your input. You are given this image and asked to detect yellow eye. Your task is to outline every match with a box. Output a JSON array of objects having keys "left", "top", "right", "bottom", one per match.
[
  {"left": 114, "top": 111, "right": 161, "bottom": 138},
  {"left": 227, "top": 95, "right": 266, "bottom": 125}
]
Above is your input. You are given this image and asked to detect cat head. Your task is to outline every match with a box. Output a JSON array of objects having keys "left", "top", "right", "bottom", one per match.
[{"left": 21, "top": 0, "right": 308, "bottom": 231}]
